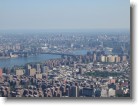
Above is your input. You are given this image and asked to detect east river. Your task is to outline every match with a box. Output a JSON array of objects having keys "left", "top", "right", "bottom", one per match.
[{"left": 0, "top": 50, "right": 88, "bottom": 68}]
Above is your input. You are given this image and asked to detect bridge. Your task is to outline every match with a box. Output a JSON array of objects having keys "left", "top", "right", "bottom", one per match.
[
  {"left": 11, "top": 51, "right": 79, "bottom": 57},
  {"left": 40, "top": 52, "right": 78, "bottom": 56}
]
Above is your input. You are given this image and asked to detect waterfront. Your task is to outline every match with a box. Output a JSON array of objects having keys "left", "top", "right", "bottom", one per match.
[{"left": 0, "top": 50, "right": 88, "bottom": 68}]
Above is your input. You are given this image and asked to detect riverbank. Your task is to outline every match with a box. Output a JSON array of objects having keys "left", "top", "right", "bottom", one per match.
[{"left": 0, "top": 56, "right": 10, "bottom": 59}]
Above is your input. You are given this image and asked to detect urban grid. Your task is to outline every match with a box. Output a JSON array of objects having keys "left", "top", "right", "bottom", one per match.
[{"left": 0, "top": 31, "right": 130, "bottom": 98}]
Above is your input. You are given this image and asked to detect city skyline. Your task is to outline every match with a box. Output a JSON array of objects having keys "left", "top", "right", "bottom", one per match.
[
  {"left": 0, "top": 32, "right": 131, "bottom": 98},
  {"left": 0, "top": 0, "right": 131, "bottom": 98},
  {"left": 0, "top": 0, "right": 130, "bottom": 30}
]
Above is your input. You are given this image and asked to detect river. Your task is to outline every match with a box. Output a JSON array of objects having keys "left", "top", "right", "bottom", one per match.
[{"left": 0, "top": 50, "right": 88, "bottom": 68}]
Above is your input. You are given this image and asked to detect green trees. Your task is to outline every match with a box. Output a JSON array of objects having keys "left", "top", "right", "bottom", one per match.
[{"left": 86, "top": 71, "right": 123, "bottom": 77}]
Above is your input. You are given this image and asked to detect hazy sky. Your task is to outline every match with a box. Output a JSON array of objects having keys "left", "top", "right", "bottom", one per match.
[{"left": 0, "top": 0, "right": 130, "bottom": 30}]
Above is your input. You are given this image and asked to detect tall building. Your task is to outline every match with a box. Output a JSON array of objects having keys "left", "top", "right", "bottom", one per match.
[
  {"left": 79, "top": 67, "right": 84, "bottom": 75},
  {"left": 0, "top": 68, "right": 2, "bottom": 78},
  {"left": 107, "top": 55, "right": 115, "bottom": 63},
  {"left": 74, "top": 62, "right": 77, "bottom": 69},
  {"left": 109, "top": 78, "right": 116, "bottom": 84},
  {"left": 101, "top": 55, "right": 106, "bottom": 62},
  {"left": 29, "top": 68, "right": 36, "bottom": 76},
  {"left": 101, "top": 88, "right": 108, "bottom": 97},
  {"left": 115, "top": 55, "right": 121, "bottom": 62},
  {"left": 36, "top": 64, "right": 41, "bottom": 74},
  {"left": 93, "top": 53, "right": 96, "bottom": 62},
  {"left": 82, "top": 87, "right": 93, "bottom": 97},
  {"left": 0, "top": 68, "right": 3, "bottom": 83},
  {"left": 42, "top": 66, "right": 49, "bottom": 74},
  {"left": 15, "top": 69, "right": 24, "bottom": 76},
  {"left": 36, "top": 74, "right": 42, "bottom": 79},
  {"left": 108, "top": 88, "right": 116, "bottom": 97},
  {"left": 105, "top": 56, "right": 108, "bottom": 62},
  {"left": 122, "top": 55, "right": 127, "bottom": 62},
  {"left": 27, "top": 64, "right": 31, "bottom": 70},
  {"left": 94, "top": 88, "right": 101, "bottom": 97},
  {"left": 26, "top": 64, "right": 32, "bottom": 75},
  {"left": 70, "top": 86, "right": 78, "bottom": 97}
]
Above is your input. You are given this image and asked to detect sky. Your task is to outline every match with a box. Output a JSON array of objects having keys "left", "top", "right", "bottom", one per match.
[{"left": 0, "top": 0, "right": 130, "bottom": 30}]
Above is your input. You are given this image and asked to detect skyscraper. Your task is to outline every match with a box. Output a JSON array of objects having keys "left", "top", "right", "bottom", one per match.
[
  {"left": 93, "top": 53, "right": 96, "bottom": 62},
  {"left": 0, "top": 68, "right": 2, "bottom": 78},
  {"left": 36, "top": 64, "right": 41, "bottom": 74}
]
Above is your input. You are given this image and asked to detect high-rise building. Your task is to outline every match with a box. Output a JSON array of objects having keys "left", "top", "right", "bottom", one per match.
[
  {"left": 0, "top": 68, "right": 2, "bottom": 78},
  {"left": 101, "top": 88, "right": 108, "bottom": 97},
  {"left": 36, "top": 64, "right": 41, "bottom": 74},
  {"left": 29, "top": 68, "right": 36, "bottom": 76},
  {"left": 27, "top": 64, "right": 31, "bottom": 70},
  {"left": 70, "top": 86, "right": 78, "bottom": 97},
  {"left": 74, "top": 62, "right": 77, "bottom": 69},
  {"left": 15, "top": 69, "right": 24, "bottom": 76},
  {"left": 94, "top": 88, "right": 101, "bottom": 97},
  {"left": 105, "top": 56, "right": 108, "bottom": 62},
  {"left": 82, "top": 87, "right": 93, "bottom": 97},
  {"left": 115, "top": 55, "right": 121, "bottom": 62},
  {"left": 122, "top": 55, "right": 127, "bottom": 62},
  {"left": 42, "top": 66, "right": 49, "bottom": 74},
  {"left": 107, "top": 55, "right": 115, "bottom": 62},
  {"left": 93, "top": 53, "right": 96, "bottom": 62},
  {"left": 108, "top": 88, "right": 116, "bottom": 97},
  {"left": 0, "top": 68, "right": 2, "bottom": 83},
  {"left": 101, "top": 55, "right": 106, "bottom": 62},
  {"left": 25, "top": 64, "right": 32, "bottom": 75},
  {"left": 109, "top": 78, "right": 116, "bottom": 84},
  {"left": 79, "top": 67, "right": 84, "bottom": 75},
  {"left": 35, "top": 74, "right": 42, "bottom": 79}
]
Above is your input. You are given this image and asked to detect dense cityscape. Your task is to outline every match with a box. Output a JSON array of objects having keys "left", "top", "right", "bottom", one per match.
[{"left": 0, "top": 31, "right": 130, "bottom": 97}]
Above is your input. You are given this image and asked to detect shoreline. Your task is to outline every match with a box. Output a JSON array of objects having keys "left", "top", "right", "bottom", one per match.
[{"left": 0, "top": 57, "right": 11, "bottom": 59}]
